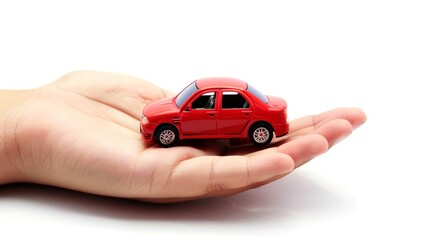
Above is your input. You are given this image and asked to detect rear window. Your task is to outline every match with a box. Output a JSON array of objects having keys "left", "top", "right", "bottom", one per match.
[{"left": 247, "top": 84, "right": 268, "bottom": 104}]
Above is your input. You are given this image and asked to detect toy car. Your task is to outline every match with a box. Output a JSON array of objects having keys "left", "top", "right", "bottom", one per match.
[{"left": 140, "top": 77, "right": 289, "bottom": 147}]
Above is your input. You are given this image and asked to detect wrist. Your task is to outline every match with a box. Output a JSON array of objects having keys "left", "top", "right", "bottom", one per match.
[{"left": 0, "top": 89, "right": 31, "bottom": 184}]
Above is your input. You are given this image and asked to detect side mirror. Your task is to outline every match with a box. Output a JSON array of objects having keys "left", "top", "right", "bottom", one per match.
[{"left": 184, "top": 105, "right": 191, "bottom": 112}]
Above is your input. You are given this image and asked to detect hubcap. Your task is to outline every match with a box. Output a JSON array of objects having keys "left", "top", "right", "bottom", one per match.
[
  {"left": 253, "top": 127, "right": 269, "bottom": 143},
  {"left": 160, "top": 130, "right": 175, "bottom": 145}
]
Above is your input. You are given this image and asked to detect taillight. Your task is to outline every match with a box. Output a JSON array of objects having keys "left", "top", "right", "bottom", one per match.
[{"left": 284, "top": 109, "right": 288, "bottom": 123}]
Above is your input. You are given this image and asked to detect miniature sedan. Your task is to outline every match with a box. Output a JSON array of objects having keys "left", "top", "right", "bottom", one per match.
[{"left": 140, "top": 77, "right": 289, "bottom": 147}]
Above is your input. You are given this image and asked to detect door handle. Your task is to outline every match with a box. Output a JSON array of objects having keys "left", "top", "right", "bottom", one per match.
[
  {"left": 208, "top": 113, "right": 215, "bottom": 117},
  {"left": 242, "top": 110, "right": 252, "bottom": 116}
]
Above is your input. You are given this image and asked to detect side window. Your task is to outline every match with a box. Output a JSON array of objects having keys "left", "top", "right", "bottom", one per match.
[
  {"left": 191, "top": 92, "right": 216, "bottom": 109},
  {"left": 222, "top": 91, "right": 249, "bottom": 109}
]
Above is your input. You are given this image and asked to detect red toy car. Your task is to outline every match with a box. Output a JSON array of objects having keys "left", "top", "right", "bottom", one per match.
[{"left": 140, "top": 77, "right": 289, "bottom": 147}]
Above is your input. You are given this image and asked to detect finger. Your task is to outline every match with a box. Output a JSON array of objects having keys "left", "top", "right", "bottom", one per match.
[
  {"left": 286, "top": 107, "right": 365, "bottom": 141},
  {"left": 277, "top": 134, "right": 329, "bottom": 168},
  {"left": 308, "top": 119, "right": 353, "bottom": 147},
  {"left": 238, "top": 134, "right": 328, "bottom": 164},
  {"left": 256, "top": 122, "right": 353, "bottom": 187},
  {"left": 239, "top": 134, "right": 330, "bottom": 189},
  {"left": 226, "top": 131, "right": 328, "bottom": 158},
  {"left": 52, "top": 71, "right": 172, "bottom": 119},
  {"left": 152, "top": 135, "right": 328, "bottom": 201},
  {"left": 314, "top": 107, "right": 366, "bottom": 129},
  {"left": 247, "top": 120, "right": 352, "bottom": 167},
  {"left": 289, "top": 107, "right": 366, "bottom": 135},
  {"left": 287, "top": 119, "right": 353, "bottom": 148},
  {"left": 156, "top": 152, "right": 294, "bottom": 199}
]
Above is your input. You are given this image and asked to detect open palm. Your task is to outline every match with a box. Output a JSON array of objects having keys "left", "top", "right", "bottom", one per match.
[{"left": 14, "top": 71, "right": 366, "bottom": 203}]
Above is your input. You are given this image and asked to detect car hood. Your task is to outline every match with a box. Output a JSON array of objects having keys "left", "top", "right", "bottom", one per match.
[
  {"left": 143, "top": 97, "right": 179, "bottom": 117},
  {"left": 267, "top": 95, "right": 287, "bottom": 109}
]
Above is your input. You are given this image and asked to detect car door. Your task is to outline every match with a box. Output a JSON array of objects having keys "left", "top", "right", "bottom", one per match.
[
  {"left": 217, "top": 90, "right": 253, "bottom": 134},
  {"left": 180, "top": 90, "right": 218, "bottom": 135}
]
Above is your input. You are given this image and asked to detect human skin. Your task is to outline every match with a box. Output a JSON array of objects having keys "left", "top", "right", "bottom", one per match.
[{"left": 0, "top": 71, "right": 366, "bottom": 203}]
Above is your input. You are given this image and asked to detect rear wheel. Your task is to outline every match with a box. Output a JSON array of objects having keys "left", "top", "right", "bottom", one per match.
[
  {"left": 155, "top": 125, "right": 179, "bottom": 147},
  {"left": 249, "top": 122, "right": 273, "bottom": 146}
]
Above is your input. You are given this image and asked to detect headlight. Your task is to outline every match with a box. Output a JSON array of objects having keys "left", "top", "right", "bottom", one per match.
[{"left": 141, "top": 115, "right": 149, "bottom": 124}]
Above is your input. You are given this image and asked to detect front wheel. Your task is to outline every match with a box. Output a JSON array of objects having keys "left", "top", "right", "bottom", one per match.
[
  {"left": 155, "top": 125, "right": 179, "bottom": 147},
  {"left": 249, "top": 122, "right": 273, "bottom": 146}
]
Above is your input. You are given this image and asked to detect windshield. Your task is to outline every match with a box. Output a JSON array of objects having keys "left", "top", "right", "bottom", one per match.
[
  {"left": 175, "top": 82, "right": 198, "bottom": 107},
  {"left": 247, "top": 84, "right": 268, "bottom": 104}
]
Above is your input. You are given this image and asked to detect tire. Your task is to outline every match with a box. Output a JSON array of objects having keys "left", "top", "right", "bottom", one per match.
[
  {"left": 249, "top": 122, "right": 273, "bottom": 146},
  {"left": 155, "top": 125, "right": 179, "bottom": 147}
]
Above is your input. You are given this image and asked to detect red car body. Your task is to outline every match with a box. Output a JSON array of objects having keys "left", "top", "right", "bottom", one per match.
[{"left": 140, "top": 77, "right": 289, "bottom": 147}]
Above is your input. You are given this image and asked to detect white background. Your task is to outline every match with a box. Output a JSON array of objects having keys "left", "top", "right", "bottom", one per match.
[{"left": 1, "top": 0, "right": 428, "bottom": 239}]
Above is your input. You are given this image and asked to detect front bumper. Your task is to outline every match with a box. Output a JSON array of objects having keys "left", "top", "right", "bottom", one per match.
[{"left": 140, "top": 121, "right": 156, "bottom": 142}]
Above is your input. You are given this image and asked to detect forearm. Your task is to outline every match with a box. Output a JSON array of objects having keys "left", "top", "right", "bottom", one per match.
[{"left": 0, "top": 90, "right": 29, "bottom": 184}]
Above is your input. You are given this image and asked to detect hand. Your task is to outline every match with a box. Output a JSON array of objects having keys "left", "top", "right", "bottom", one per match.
[{"left": 1, "top": 71, "right": 366, "bottom": 203}]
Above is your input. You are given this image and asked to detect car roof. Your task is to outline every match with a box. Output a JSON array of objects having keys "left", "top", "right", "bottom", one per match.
[{"left": 195, "top": 77, "right": 248, "bottom": 90}]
